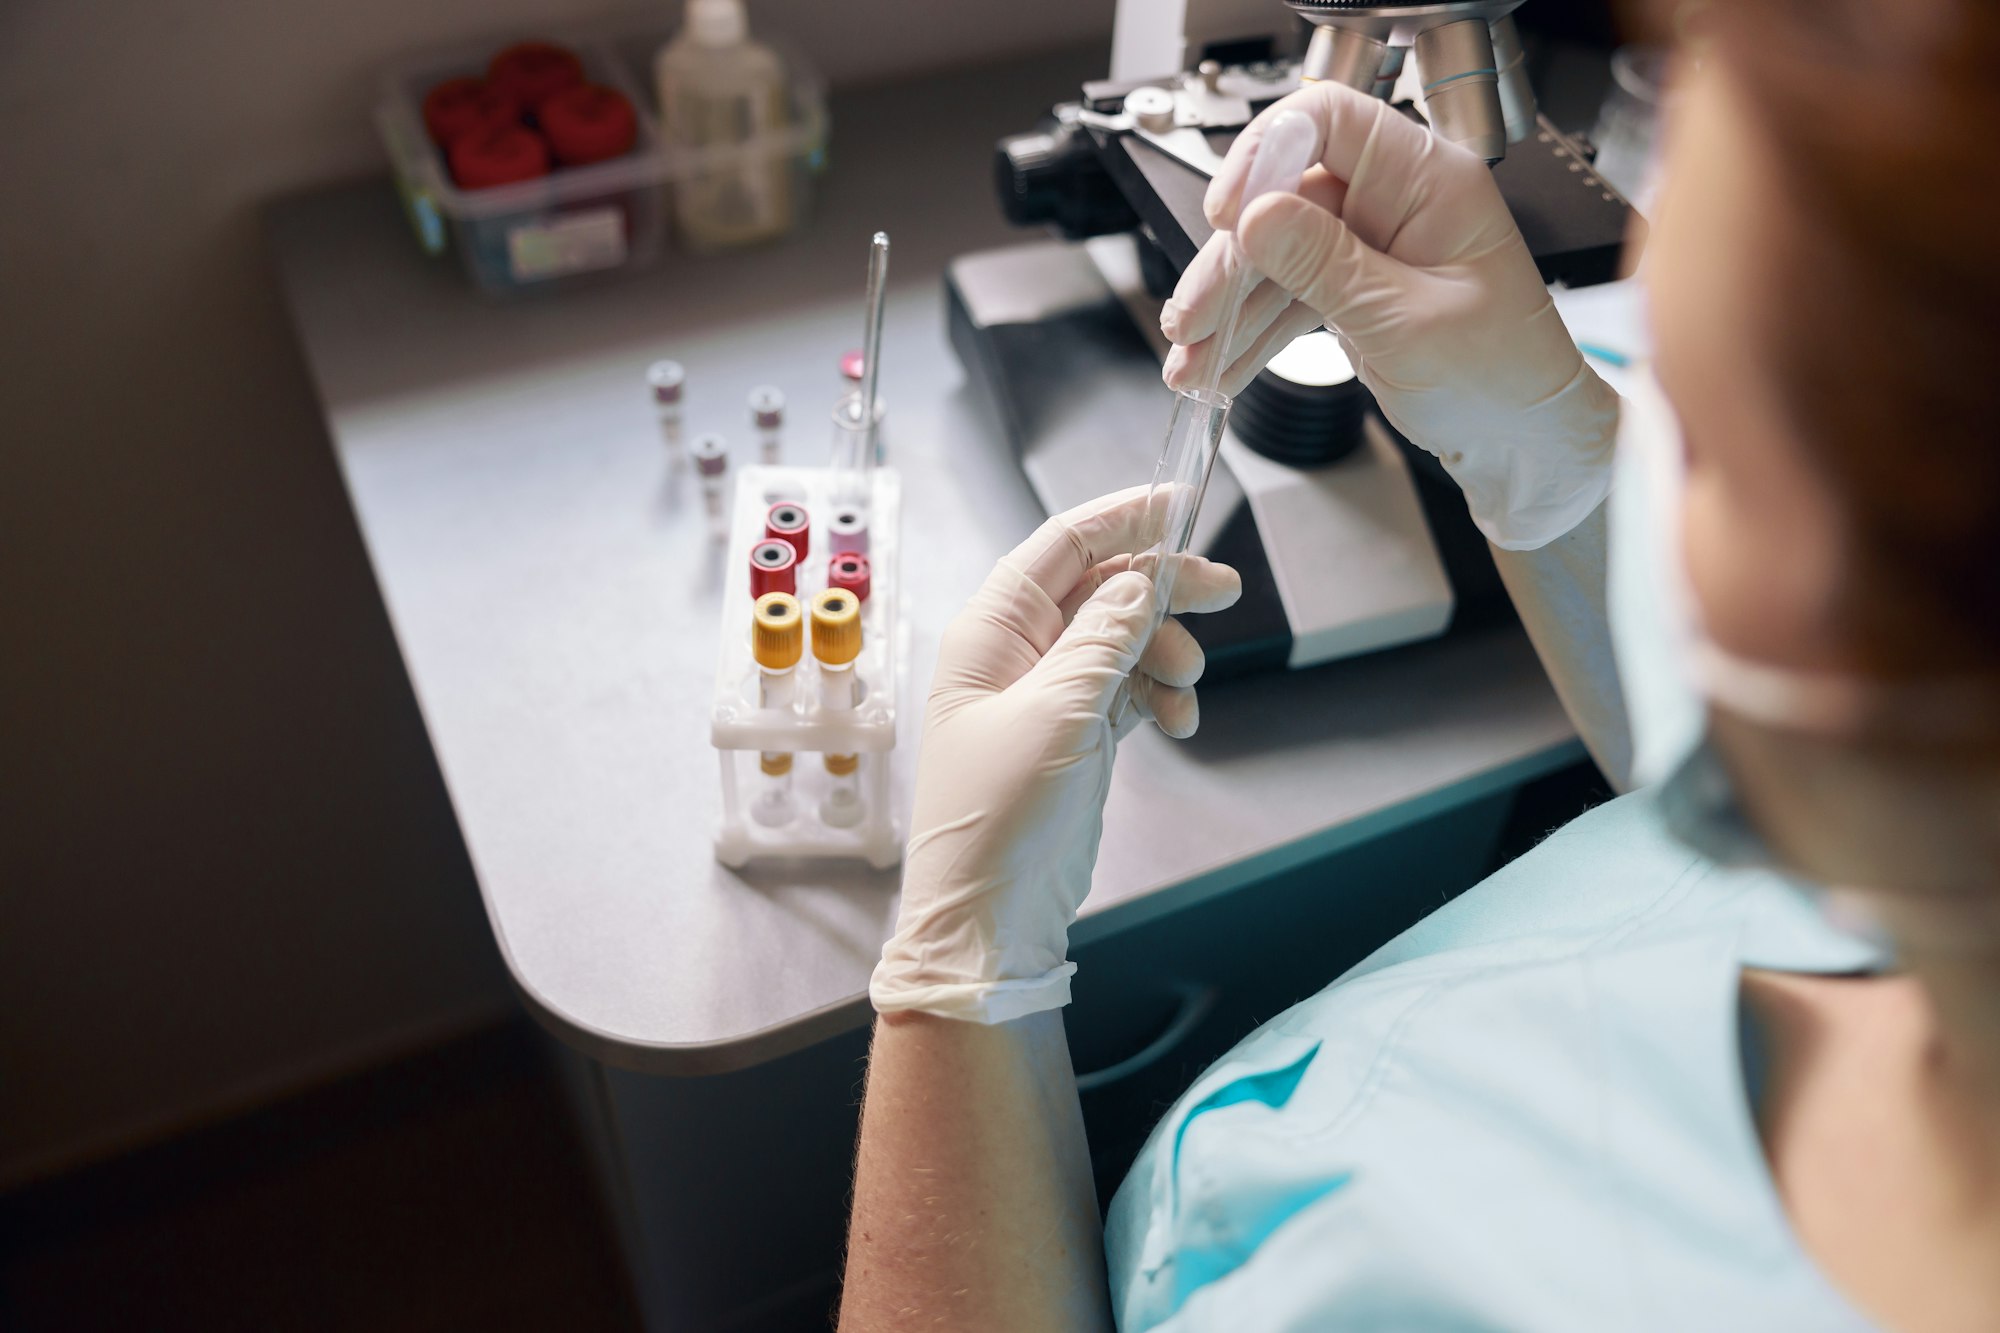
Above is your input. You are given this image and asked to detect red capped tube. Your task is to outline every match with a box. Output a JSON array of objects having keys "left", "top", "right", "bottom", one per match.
[
  {"left": 765, "top": 501, "right": 810, "bottom": 560},
  {"left": 749, "top": 539, "right": 797, "bottom": 599},
  {"left": 828, "top": 552, "right": 871, "bottom": 604}
]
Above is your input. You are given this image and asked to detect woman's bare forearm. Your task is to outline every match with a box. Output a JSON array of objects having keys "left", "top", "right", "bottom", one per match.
[
  {"left": 839, "top": 1009, "right": 1111, "bottom": 1333},
  {"left": 1489, "top": 502, "right": 1636, "bottom": 789}
]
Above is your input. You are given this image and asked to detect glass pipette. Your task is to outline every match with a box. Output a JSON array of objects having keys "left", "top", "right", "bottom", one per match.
[
  {"left": 1111, "top": 109, "right": 1319, "bottom": 729},
  {"left": 831, "top": 233, "right": 889, "bottom": 503}
]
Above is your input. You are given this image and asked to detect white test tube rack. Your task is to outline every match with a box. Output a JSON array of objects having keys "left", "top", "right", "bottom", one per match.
[{"left": 710, "top": 464, "right": 903, "bottom": 869}]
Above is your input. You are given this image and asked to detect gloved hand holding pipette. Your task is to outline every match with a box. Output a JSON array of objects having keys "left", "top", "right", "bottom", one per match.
[
  {"left": 870, "top": 488, "right": 1240, "bottom": 1025},
  {"left": 1162, "top": 81, "right": 1620, "bottom": 551}
]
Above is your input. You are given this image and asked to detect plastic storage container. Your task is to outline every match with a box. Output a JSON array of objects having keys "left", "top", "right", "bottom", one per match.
[{"left": 377, "top": 26, "right": 827, "bottom": 297}]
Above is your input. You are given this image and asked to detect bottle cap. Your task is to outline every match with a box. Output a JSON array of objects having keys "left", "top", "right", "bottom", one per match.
[
  {"left": 647, "top": 360, "right": 686, "bottom": 406},
  {"left": 839, "top": 349, "right": 865, "bottom": 384},
  {"left": 823, "top": 753, "right": 858, "bottom": 776},
  {"left": 749, "top": 540, "right": 797, "bottom": 600},
  {"left": 826, "top": 506, "right": 868, "bottom": 555},
  {"left": 689, "top": 0, "right": 748, "bottom": 47},
  {"left": 766, "top": 501, "right": 810, "bottom": 560},
  {"left": 810, "top": 588, "right": 862, "bottom": 665},
  {"left": 692, "top": 433, "right": 729, "bottom": 477},
  {"left": 828, "top": 552, "right": 871, "bottom": 603},
  {"left": 748, "top": 385, "right": 784, "bottom": 429},
  {"left": 760, "top": 751, "right": 793, "bottom": 776},
  {"left": 752, "top": 592, "right": 802, "bottom": 669}
]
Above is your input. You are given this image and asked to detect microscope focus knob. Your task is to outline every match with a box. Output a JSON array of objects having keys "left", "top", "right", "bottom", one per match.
[{"left": 1125, "top": 86, "right": 1178, "bottom": 134}]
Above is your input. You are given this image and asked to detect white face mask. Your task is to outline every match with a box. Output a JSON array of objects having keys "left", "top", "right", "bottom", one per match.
[
  {"left": 1606, "top": 368, "right": 1893, "bottom": 943},
  {"left": 1611, "top": 369, "right": 1997, "bottom": 756},
  {"left": 1607, "top": 368, "right": 1704, "bottom": 792}
]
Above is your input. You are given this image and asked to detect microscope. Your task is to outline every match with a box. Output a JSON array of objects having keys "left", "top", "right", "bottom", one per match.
[{"left": 947, "top": 0, "right": 1638, "bottom": 676}]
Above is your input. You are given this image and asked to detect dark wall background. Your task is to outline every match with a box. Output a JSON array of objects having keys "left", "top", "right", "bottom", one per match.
[{"left": 0, "top": 0, "right": 1121, "bottom": 1188}]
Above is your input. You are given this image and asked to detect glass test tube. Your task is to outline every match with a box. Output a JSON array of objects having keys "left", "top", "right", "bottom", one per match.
[
  {"left": 838, "top": 351, "right": 888, "bottom": 465},
  {"left": 1133, "top": 388, "right": 1231, "bottom": 631},
  {"left": 810, "top": 589, "right": 864, "bottom": 828},
  {"left": 828, "top": 393, "right": 882, "bottom": 509},
  {"left": 751, "top": 593, "right": 803, "bottom": 827},
  {"left": 831, "top": 232, "right": 891, "bottom": 500},
  {"left": 1112, "top": 111, "right": 1318, "bottom": 728},
  {"left": 749, "top": 386, "right": 784, "bottom": 465}
]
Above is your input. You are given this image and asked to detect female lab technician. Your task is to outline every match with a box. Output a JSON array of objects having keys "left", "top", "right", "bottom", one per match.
[{"left": 841, "top": 0, "right": 2000, "bottom": 1327}]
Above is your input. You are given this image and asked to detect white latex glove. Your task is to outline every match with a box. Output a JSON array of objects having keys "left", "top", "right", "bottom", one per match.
[
  {"left": 871, "top": 488, "right": 1242, "bottom": 1024},
  {"left": 1161, "top": 81, "right": 1620, "bottom": 551}
]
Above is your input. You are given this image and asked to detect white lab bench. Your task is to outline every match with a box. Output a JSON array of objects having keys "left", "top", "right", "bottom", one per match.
[{"left": 267, "top": 46, "right": 1582, "bottom": 1333}]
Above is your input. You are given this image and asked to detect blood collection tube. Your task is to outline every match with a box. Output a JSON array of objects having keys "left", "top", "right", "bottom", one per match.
[
  {"left": 751, "top": 593, "right": 802, "bottom": 827},
  {"left": 749, "top": 386, "right": 784, "bottom": 465},
  {"left": 648, "top": 360, "right": 686, "bottom": 459},
  {"left": 749, "top": 539, "right": 797, "bottom": 598},
  {"left": 691, "top": 432, "right": 729, "bottom": 538},
  {"left": 826, "top": 506, "right": 868, "bottom": 556},
  {"left": 828, "top": 552, "right": 870, "bottom": 604},
  {"left": 810, "top": 589, "right": 864, "bottom": 828},
  {"left": 765, "top": 501, "right": 810, "bottom": 561}
]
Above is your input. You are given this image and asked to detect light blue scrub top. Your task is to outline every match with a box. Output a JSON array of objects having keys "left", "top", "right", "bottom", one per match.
[{"left": 1105, "top": 789, "right": 1889, "bottom": 1331}]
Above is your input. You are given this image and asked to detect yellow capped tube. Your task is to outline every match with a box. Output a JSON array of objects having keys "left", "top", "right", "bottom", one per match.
[
  {"left": 751, "top": 592, "right": 802, "bottom": 827},
  {"left": 808, "top": 588, "right": 861, "bottom": 668},
  {"left": 811, "top": 589, "right": 865, "bottom": 827},
  {"left": 753, "top": 592, "right": 803, "bottom": 672}
]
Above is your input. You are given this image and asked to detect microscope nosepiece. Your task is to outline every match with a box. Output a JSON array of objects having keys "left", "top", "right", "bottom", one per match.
[
  {"left": 1416, "top": 19, "right": 1506, "bottom": 163},
  {"left": 1286, "top": 0, "right": 1527, "bottom": 164}
]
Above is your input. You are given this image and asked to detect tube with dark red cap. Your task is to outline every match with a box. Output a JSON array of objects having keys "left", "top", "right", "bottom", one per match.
[
  {"left": 749, "top": 539, "right": 797, "bottom": 599},
  {"left": 765, "top": 501, "right": 810, "bottom": 561}
]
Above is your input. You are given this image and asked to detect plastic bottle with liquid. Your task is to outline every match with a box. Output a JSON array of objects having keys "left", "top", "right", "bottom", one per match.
[{"left": 655, "top": 0, "right": 793, "bottom": 250}]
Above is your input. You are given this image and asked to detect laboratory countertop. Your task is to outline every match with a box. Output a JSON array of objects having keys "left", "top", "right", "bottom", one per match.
[{"left": 266, "top": 47, "right": 1582, "bottom": 1076}]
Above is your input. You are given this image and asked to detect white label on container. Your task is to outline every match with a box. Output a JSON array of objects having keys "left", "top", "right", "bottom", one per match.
[{"left": 507, "top": 207, "right": 628, "bottom": 283}]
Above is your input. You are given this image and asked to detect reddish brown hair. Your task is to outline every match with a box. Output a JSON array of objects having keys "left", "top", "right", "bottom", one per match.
[{"left": 1645, "top": 0, "right": 2000, "bottom": 675}]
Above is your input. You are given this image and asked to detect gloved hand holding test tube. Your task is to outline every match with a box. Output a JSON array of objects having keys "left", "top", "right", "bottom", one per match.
[{"left": 1112, "top": 110, "right": 1319, "bottom": 730}]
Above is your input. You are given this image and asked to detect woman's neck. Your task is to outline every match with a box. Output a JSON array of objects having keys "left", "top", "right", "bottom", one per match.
[
  {"left": 1899, "top": 939, "right": 2000, "bottom": 1168},
  {"left": 1745, "top": 959, "right": 2000, "bottom": 1332}
]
